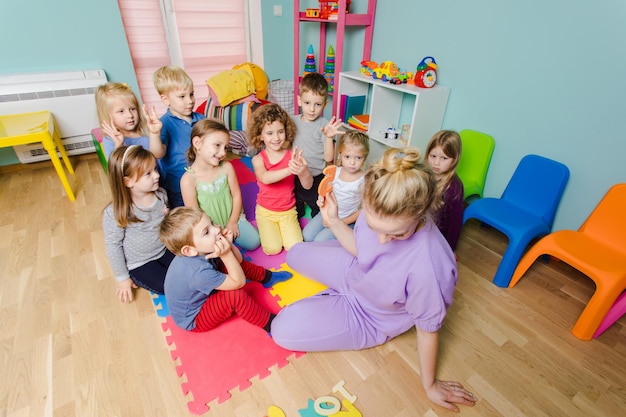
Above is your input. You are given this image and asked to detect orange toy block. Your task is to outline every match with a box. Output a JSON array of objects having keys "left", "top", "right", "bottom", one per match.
[{"left": 318, "top": 165, "right": 337, "bottom": 197}]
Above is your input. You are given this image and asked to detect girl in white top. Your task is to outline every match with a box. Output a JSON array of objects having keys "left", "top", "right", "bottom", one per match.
[{"left": 303, "top": 131, "right": 369, "bottom": 242}]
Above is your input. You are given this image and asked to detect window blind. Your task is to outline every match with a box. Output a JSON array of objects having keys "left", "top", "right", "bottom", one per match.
[{"left": 118, "top": 0, "right": 248, "bottom": 113}]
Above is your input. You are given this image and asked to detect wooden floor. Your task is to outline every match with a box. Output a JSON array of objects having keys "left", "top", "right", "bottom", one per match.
[{"left": 1, "top": 154, "right": 624, "bottom": 417}]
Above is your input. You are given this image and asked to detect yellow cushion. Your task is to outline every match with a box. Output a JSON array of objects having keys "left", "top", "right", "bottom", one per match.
[
  {"left": 233, "top": 62, "right": 269, "bottom": 100},
  {"left": 206, "top": 68, "right": 256, "bottom": 106}
]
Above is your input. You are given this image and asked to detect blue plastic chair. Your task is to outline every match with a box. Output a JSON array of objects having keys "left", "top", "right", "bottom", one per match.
[
  {"left": 456, "top": 129, "right": 495, "bottom": 200},
  {"left": 463, "top": 154, "right": 570, "bottom": 287}
]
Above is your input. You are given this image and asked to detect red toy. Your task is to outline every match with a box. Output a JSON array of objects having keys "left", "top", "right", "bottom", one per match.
[{"left": 414, "top": 56, "right": 438, "bottom": 88}]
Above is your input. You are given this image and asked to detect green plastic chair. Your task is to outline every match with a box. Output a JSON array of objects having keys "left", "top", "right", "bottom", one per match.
[
  {"left": 456, "top": 129, "right": 495, "bottom": 200},
  {"left": 91, "top": 127, "right": 108, "bottom": 171}
]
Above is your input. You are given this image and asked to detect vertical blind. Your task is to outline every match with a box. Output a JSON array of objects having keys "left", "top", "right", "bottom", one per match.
[{"left": 118, "top": 0, "right": 248, "bottom": 113}]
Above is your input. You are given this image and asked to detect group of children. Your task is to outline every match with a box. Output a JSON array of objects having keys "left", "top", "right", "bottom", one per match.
[
  {"left": 96, "top": 67, "right": 476, "bottom": 410},
  {"left": 99, "top": 65, "right": 475, "bottom": 411}
]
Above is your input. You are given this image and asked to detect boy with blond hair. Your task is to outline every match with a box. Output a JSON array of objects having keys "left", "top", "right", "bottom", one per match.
[
  {"left": 151, "top": 66, "right": 205, "bottom": 207},
  {"left": 159, "top": 206, "right": 292, "bottom": 332},
  {"left": 291, "top": 72, "right": 343, "bottom": 218}
]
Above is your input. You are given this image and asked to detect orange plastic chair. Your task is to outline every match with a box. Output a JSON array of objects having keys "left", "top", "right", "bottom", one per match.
[
  {"left": 509, "top": 183, "right": 626, "bottom": 340},
  {"left": 456, "top": 129, "right": 495, "bottom": 200}
]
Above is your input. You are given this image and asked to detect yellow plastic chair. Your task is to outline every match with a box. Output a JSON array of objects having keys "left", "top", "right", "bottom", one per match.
[
  {"left": 456, "top": 129, "right": 495, "bottom": 200},
  {"left": 0, "top": 111, "right": 75, "bottom": 200},
  {"left": 509, "top": 183, "right": 626, "bottom": 340}
]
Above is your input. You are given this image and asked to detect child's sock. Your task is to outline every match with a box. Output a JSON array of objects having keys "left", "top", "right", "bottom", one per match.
[
  {"left": 262, "top": 270, "right": 293, "bottom": 288},
  {"left": 263, "top": 313, "right": 276, "bottom": 333}
]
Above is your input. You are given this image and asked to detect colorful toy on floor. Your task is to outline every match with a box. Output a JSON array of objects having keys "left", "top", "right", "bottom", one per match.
[
  {"left": 303, "top": 44, "right": 317, "bottom": 78},
  {"left": 318, "top": 165, "right": 337, "bottom": 198},
  {"left": 265, "top": 380, "right": 361, "bottom": 417},
  {"left": 269, "top": 263, "right": 328, "bottom": 308},
  {"left": 324, "top": 45, "right": 335, "bottom": 93},
  {"left": 414, "top": 56, "right": 438, "bottom": 88}
]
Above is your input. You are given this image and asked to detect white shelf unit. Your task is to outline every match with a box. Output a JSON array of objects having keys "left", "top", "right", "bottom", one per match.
[{"left": 337, "top": 71, "right": 450, "bottom": 163}]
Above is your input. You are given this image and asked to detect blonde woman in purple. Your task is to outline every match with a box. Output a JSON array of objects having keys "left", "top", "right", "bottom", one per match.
[{"left": 272, "top": 147, "right": 477, "bottom": 412}]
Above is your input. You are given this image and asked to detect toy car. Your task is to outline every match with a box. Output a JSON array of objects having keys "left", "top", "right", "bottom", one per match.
[
  {"left": 379, "top": 61, "right": 400, "bottom": 77},
  {"left": 360, "top": 60, "right": 378, "bottom": 76},
  {"left": 381, "top": 127, "right": 400, "bottom": 139},
  {"left": 389, "top": 78, "right": 402, "bottom": 85}
]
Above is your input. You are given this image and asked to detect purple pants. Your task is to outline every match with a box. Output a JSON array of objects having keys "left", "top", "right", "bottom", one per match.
[{"left": 271, "top": 241, "right": 389, "bottom": 351}]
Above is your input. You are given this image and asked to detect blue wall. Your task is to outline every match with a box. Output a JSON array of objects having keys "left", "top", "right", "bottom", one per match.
[
  {"left": 0, "top": 0, "right": 139, "bottom": 164},
  {"left": 1, "top": 0, "right": 624, "bottom": 230},
  {"left": 262, "top": 0, "right": 626, "bottom": 231}
]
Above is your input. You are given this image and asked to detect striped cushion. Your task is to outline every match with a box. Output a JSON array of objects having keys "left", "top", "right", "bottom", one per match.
[{"left": 203, "top": 97, "right": 264, "bottom": 131}]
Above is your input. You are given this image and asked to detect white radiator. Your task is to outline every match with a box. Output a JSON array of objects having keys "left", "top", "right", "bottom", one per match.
[{"left": 0, "top": 69, "right": 107, "bottom": 163}]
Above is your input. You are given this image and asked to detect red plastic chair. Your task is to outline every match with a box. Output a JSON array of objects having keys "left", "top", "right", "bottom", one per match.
[{"left": 509, "top": 183, "right": 626, "bottom": 340}]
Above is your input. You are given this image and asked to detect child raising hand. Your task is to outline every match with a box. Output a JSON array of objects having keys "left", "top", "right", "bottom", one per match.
[
  {"left": 248, "top": 104, "right": 313, "bottom": 255},
  {"left": 95, "top": 82, "right": 163, "bottom": 159}
]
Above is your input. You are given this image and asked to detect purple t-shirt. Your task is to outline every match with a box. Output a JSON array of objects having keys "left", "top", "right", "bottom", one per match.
[{"left": 347, "top": 213, "right": 457, "bottom": 334}]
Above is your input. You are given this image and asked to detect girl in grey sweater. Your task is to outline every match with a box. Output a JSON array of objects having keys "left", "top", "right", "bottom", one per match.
[{"left": 103, "top": 145, "right": 173, "bottom": 303}]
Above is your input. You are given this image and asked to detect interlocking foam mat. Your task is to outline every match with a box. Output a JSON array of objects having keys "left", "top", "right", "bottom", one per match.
[{"left": 151, "top": 157, "right": 323, "bottom": 414}]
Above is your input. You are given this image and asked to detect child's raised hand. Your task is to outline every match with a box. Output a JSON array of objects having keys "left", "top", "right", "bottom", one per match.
[
  {"left": 102, "top": 120, "right": 125, "bottom": 149},
  {"left": 291, "top": 146, "right": 304, "bottom": 163},
  {"left": 321, "top": 116, "right": 344, "bottom": 138},
  {"left": 288, "top": 154, "right": 309, "bottom": 176},
  {"left": 116, "top": 278, "right": 138, "bottom": 303},
  {"left": 142, "top": 104, "right": 163, "bottom": 134}
]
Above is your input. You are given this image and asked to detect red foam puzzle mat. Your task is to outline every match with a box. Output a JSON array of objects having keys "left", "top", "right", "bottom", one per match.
[
  {"left": 159, "top": 280, "right": 304, "bottom": 414},
  {"left": 154, "top": 156, "right": 316, "bottom": 414}
]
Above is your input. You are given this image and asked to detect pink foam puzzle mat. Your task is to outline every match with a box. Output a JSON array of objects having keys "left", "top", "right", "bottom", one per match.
[
  {"left": 150, "top": 260, "right": 319, "bottom": 414},
  {"left": 154, "top": 279, "right": 305, "bottom": 414},
  {"left": 148, "top": 155, "right": 328, "bottom": 414}
]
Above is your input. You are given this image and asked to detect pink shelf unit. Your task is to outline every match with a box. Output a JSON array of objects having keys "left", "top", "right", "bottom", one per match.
[{"left": 293, "top": 0, "right": 377, "bottom": 116}]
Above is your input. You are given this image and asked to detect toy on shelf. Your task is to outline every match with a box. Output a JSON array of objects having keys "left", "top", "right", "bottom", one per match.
[
  {"left": 319, "top": 0, "right": 351, "bottom": 20},
  {"left": 303, "top": 44, "right": 317, "bottom": 77},
  {"left": 324, "top": 45, "right": 335, "bottom": 92},
  {"left": 305, "top": 8, "right": 320, "bottom": 18},
  {"left": 414, "top": 56, "right": 438, "bottom": 88},
  {"left": 381, "top": 125, "right": 400, "bottom": 140},
  {"left": 360, "top": 60, "right": 414, "bottom": 84}
]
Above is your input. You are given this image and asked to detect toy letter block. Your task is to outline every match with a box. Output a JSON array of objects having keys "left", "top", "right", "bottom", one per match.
[
  {"left": 332, "top": 380, "right": 357, "bottom": 404},
  {"left": 266, "top": 405, "right": 286, "bottom": 417},
  {"left": 298, "top": 398, "right": 362, "bottom": 417},
  {"left": 318, "top": 165, "right": 337, "bottom": 197}
]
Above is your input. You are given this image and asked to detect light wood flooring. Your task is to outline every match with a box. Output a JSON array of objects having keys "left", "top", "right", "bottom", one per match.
[{"left": 0, "top": 154, "right": 624, "bottom": 417}]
